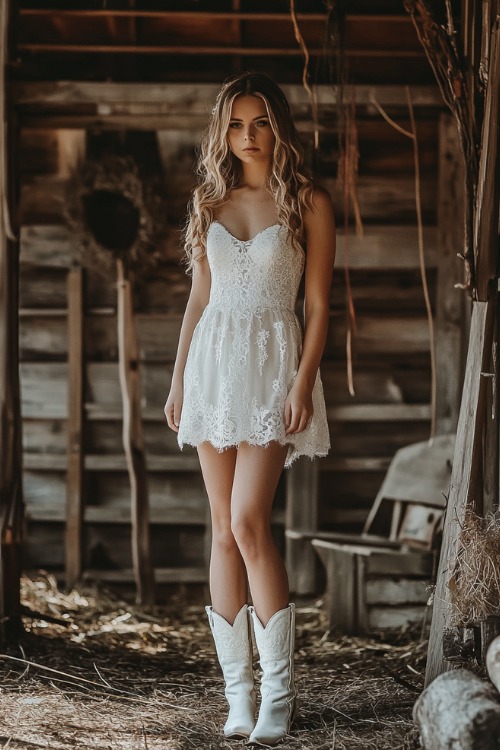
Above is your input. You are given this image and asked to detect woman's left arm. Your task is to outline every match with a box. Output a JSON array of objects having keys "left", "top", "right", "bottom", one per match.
[{"left": 284, "top": 187, "right": 336, "bottom": 435}]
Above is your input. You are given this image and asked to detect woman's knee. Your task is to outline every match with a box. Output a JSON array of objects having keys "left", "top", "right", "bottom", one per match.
[
  {"left": 212, "top": 520, "right": 239, "bottom": 556},
  {"left": 231, "top": 513, "right": 269, "bottom": 559}
]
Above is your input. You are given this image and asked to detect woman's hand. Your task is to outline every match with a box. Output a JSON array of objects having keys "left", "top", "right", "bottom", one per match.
[
  {"left": 164, "top": 383, "right": 183, "bottom": 433},
  {"left": 284, "top": 383, "right": 314, "bottom": 435}
]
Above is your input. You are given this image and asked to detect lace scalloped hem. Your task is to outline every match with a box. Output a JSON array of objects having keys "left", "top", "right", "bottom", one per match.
[{"left": 177, "top": 434, "right": 329, "bottom": 469}]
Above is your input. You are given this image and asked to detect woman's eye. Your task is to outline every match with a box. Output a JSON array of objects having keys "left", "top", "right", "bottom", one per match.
[
  {"left": 256, "top": 120, "right": 268, "bottom": 127},
  {"left": 229, "top": 122, "right": 241, "bottom": 129}
]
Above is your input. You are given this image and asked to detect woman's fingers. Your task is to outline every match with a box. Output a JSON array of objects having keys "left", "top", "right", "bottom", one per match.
[
  {"left": 284, "top": 399, "right": 292, "bottom": 432},
  {"left": 285, "top": 404, "right": 313, "bottom": 435},
  {"left": 164, "top": 399, "right": 182, "bottom": 432}
]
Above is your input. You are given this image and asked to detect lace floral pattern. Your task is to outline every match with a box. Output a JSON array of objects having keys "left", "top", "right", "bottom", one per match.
[{"left": 177, "top": 222, "right": 330, "bottom": 467}]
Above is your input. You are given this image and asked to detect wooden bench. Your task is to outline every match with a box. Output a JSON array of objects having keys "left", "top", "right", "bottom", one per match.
[{"left": 307, "top": 435, "right": 455, "bottom": 633}]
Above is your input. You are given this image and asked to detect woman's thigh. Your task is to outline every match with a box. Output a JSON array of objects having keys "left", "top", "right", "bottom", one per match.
[
  {"left": 231, "top": 441, "right": 289, "bottom": 525},
  {"left": 197, "top": 442, "right": 238, "bottom": 527}
]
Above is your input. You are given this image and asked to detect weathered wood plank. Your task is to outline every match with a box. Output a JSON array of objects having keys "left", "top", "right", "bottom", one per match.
[
  {"left": 27, "top": 505, "right": 207, "bottom": 526},
  {"left": 23, "top": 453, "right": 200, "bottom": 472},
  {"left": 65, "top": 268, "right": 84, "bottom": 588},
  {"left": 435, "top": 113, "right": 467, "bottom": 436},
  {"left": 19, "top": 266, "right": 435, "bottom": 313},
  {"left": 474, "top": 20, "right": 500, "bottom": 301},
  {"left": 365, "top": 578, "right": 430, "bottom": 605},
  {"left": 20, "top": 362, "right": 430, "bottom": 424},
  {"left": 23, "top": 470, "right": 206, "bottom": 515},
  {"left": 327, "top": 404, "right": 431, "bottom": 422},
  {"left": 24, "top": 523, "right": 208, "bottom": 570},
  {"left": 285, "top": 459, "right": 318, "bottom": 595},
  {"left": 325, "top": 176, "right": 437, "bottom": 223},
  {"left": 0, "top": 0, "right": 23, "bottom": 636},
  {"left": 19, "top": 311, "right": 432, "bottom": 361},
  {"left": 20, "top": 174, "right": 437, "bottom": 225},
  {"left": 24, "top": 418, "right": 427, "bottom": 461},
  {"left": 20, "top": 361, "right": 429, "bottom": 418},
  {"left": 368, "top": 605, "right": 428, "bottom": 629},
  {"left": 83, "top": 567, "right": 208, "bottom": 584},
  {"left": 312, "top": 541, "right": 358, "bottom": 633},
  {"left": 20, "top": 223, "right": 438, "bottom": 270},
  {"left": 11, "top": 82, "right": 443, "bottom": 108},
  {"left": 426, "top": 299, "right": 496, "bottom": 685}
]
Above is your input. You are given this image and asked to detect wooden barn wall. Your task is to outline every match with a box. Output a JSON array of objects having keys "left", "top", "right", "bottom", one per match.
[{"left": 14, "top": 82, "right": 459, "bottom": 587}]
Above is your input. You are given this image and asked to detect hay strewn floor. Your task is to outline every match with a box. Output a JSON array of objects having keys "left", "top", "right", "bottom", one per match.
[{"left": 0, "top": 575, "right": 424, "bottom": 749}]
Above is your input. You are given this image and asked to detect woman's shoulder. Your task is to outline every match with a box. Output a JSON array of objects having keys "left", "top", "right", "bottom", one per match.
[
  {"left": 304, "top": 184, "right": 334, "bottom": 228},
  {"left": 309, "top": 184, "right": 333, "bottom": 210}
]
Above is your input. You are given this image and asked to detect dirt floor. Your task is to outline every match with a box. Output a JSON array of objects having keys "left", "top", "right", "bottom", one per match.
[{"left": 0, "top": 575, "right": 425, "bottom": 750}]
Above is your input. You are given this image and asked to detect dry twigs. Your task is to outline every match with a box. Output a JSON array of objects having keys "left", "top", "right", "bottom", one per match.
[
  {"left": 449, "top": 510, "right": 500, "bottom": 627},
  {"left": 404, "top": 0, "right": 477, "bottom": 290}
]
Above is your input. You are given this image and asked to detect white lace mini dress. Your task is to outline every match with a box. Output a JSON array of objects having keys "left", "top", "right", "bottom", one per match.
[{"left": 177, "top": 221, "right": 330, "bottom": 468}]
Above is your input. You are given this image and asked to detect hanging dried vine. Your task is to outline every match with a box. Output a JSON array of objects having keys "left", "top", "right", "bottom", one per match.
[
  {"left": 289, "top": 0, "right": 320, "bottom": 150},
  {"left": 325, "top": 0, "right": 361, "bottom": 396},
  {"left": 404, "top": 0, "right": 478, "bottom": 292}
]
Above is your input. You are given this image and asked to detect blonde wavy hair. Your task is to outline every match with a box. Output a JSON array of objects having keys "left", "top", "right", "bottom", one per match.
[{"left": 183, "top": 72, "right": 314, "bottom": 270}]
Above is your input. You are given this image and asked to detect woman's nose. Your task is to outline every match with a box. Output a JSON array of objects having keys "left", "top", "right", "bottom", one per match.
[{"left": 244, "top": 128, "right": 255, "bottom": 141}]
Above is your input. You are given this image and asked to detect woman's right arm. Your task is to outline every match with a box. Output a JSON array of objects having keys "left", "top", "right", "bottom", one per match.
[{"left": 164, "top": 253, "right": 211, "bottom": 432}]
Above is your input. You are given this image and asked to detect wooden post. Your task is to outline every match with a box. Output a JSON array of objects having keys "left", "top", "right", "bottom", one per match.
[
  {"left": 0, "top": 0, "right": 23, "bottom": 641},
  {"left": 435, "top": 113, "right": 467, "bottom": 436},
  {"left": 425, "top": 298, "right": 496, "bottom": 685},
  {"left": 473, "top": 18, "right": 500, "bottom": 303},
  {"left": 285, "top": 459, "right": 318, "bottom": 595},
  {"left": 476, "top": 18, "right": 500, "bottom": 517},
  {"left": 116, "top": 259, "right": 155, "bottom": 606},
  {"left": 65, "top": 268, "right": 84, "bottom": 588},
  {"left": 425, "top": 12, "right": 500, "bottom": 687}
]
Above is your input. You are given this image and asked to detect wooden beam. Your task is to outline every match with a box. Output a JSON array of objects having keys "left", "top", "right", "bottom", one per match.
[
  {"left": 17, "top": 43, "right": 425, "bottom": 57},
  {"left": 26, "top": 504, "right": 284, "bottom": 527},
  {"left": 286, "top": 460, "right": 318, "bottom": 595},
  {"left": 18, "top": 10, "right": 411, "bottom": 22},
  {"left": 474, "top": 19, "right": 500, "bottom": 301},
  {"left": 425, "top": 298, "right": 496, "bottom": 685},
  {"left": 0, "top": 0, "right": 23, "bottom": 641},
  {"left": 327, "top": 404, "right": 431, "bottom": 422},
  {"left": 11, "top": 82, "right": 444, "bottom": 108},
  {"left": 82, "top": 567, "right": 207, "bottom": 585},
  {"left": 23, "top": 452, "right": 391, "bottom": 475},
  {"left": 64, "top": 268, "right": 84, "bottom": 590},
  {"left": 435, "top": 113, "right": 468, "bottom": 436}
]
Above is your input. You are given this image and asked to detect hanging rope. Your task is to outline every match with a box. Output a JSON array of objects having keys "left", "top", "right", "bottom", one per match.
[
  {"left": 341, "top": 91, "right": 360, "bottom": 397},
  {"left": 289, "top": 0, "right": 320, "bottom": 150},
  {"left": 0, "top": 0, "right": 15, "bottom": 242},
  {"left": 369, "top": 89, "right": 437, "bottom": 441}
]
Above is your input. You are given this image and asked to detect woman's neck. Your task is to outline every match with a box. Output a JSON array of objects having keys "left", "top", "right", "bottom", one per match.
[{"left": 239, "top": 161, "right": 271, "bottom": 190}]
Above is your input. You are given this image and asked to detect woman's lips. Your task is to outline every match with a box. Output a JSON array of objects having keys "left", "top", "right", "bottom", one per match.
[{"left": 243, "top": 147, "right": 259, "bottom": 152}]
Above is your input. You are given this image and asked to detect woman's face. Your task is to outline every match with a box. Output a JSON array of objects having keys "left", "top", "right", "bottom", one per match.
[{"left": 227, "top": 95, "right": 276, "bottom": 165}]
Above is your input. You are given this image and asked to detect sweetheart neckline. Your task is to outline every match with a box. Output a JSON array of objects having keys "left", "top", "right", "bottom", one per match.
[{"left": 211, "top": 220, "right": 282, "bottom": 244}]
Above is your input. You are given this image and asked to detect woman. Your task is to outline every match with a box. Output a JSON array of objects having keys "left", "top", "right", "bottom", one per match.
[{"left": 164, "top": 72, "right": 335, "bottom": 746}]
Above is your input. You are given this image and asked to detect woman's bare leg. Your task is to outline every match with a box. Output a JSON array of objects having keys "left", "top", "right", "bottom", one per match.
[
  {"left": 197, "top": 442, "right": 247, "bottom": 623},
  {"left": 230, "top": 442, "right": 289, "bottom": 625}
]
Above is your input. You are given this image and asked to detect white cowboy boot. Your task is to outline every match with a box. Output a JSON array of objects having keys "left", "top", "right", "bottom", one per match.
[
  {"left": 206, "top": 604, "right": 256, "bottom": 739},
  {"left": 248, "top": 603, "right": 297, "bottom": 746}
]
